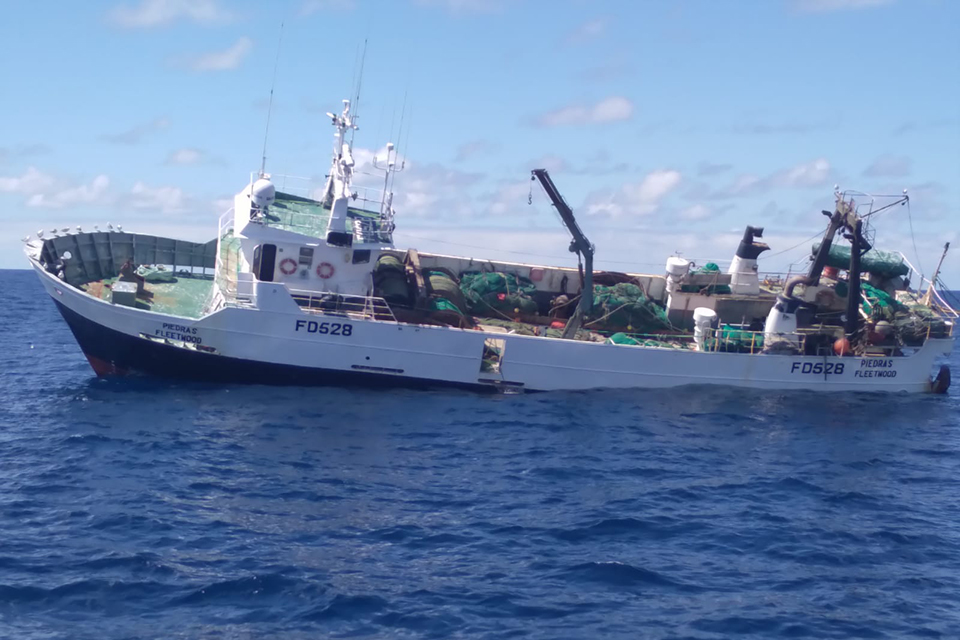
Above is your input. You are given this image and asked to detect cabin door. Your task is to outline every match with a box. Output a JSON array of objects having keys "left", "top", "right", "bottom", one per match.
[{"left": 253, "top": 244, "right": 277, "bottom": 282}]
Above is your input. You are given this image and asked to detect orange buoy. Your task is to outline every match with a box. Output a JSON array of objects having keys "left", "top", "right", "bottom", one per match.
[
  {"left": 550, "top": 320, "right": 565, "bottom": 329},
  {"left": 833, "top": 338, "right": 852, "bottom": 356},
  {"left": 822, "top": 266, "right": 839, "bottom": 279}
]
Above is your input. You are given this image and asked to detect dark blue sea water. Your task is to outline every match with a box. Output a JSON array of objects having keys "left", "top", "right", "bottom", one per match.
[{"left": 2, "top": 269, "right": 960, "bottom": 639}]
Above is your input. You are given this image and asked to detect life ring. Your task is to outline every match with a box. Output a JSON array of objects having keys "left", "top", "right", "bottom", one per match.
[
  {"left": 316, "top": 262, "right": 335, "bottom": 279},
  {"left": 279, "top": 258, "right": 297, "bottom": 275}
]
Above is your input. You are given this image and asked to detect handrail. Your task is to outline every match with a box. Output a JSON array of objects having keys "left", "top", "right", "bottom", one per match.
[
  {"left": 897, "top": 251, "right": 957, "bottom": 316},
  {"left": 265, "top": 172, "right": 392, "bottom": 213},
  {"left": 287, "top": 288, "right": 397, "bottom": 322},
  {"left": 215, "top": 279, "right": 398, "bottom": 323}
]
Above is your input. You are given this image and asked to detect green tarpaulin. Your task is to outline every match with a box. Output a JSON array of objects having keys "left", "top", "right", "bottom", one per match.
[{"left": 811, "top": 243, "right": 909, "bottom": 278}]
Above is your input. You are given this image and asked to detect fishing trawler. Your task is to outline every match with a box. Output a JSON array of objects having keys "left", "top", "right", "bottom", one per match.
[{"left": 23, "top": 99, "right": 956, "bottom": 393}]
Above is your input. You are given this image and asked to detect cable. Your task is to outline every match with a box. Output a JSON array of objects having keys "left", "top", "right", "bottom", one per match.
[
  {"left": 906, "top": 198, "right": 925, "bottom": 281},
  {"left": 861, "top": 195, "right": 908, "bottom": 219},
  {"left": 394, "top": 232, "right": 724, "bottom": 268},
  {"left": 763, "top": 229, "right": 824, "bottom": 259}
]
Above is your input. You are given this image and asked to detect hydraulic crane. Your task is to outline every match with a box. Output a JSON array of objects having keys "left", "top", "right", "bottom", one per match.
[{"left": 531, "top": 169, "right": 594, "bottom": 339}]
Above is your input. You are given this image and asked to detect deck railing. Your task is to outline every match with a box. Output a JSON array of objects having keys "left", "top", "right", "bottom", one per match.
[
  {"left": 207, "top": 208, "right": 237, "bottom": 314},
  {"left": 265, "top": 173, "right": 387, "bottom": 210},
  {"left": 288, "top": 288, "right": 397, "bottom": 322},
  {"left": 899, "top": 253, "right": 959, "bottom": 320}
]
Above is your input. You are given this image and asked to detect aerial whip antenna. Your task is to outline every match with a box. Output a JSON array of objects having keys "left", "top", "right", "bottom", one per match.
[
  {"left": 260, "top": 21, "right": 285, "bottom": 178},
  {"left": 350, "top": 39, "right": 368, "bottom": 146},
  {"left": 388, "top": 91, "right": 408, "bottom": 193}
]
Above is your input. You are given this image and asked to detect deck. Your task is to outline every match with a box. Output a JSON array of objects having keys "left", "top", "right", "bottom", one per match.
[
  {"left": 82, "top": 274, "right": 214, "bottom": 319},
  {"left": 263, "top": 192, "right": 393, "bottom": 244}
]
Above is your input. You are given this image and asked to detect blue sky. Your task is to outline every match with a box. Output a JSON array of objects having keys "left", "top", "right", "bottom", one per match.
[{"left": 3, "top": 0, "right": 958, "bottom": 285}]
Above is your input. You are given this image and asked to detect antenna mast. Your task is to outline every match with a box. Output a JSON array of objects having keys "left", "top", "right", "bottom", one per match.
[
  {"left": 350, "top": 39, "right": 368, "bottom": 146},
  {"left": 260, "top": 21, "right": 285, "bottom": 177}
]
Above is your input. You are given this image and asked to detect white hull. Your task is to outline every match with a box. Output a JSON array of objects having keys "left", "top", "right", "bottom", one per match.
[{"left": 32, "top": 260, "right": 953, "bottom": 394}]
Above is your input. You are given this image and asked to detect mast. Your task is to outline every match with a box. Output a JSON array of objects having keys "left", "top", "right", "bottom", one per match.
[
  {"left": 845, "top": 218, "right": 864, "bottom": 339},
  {"left": 530, "top": 169, "right": 594, "bottom": 339},
  {"left": 322, "top": 100, "right": 359, "bottom": 246},
  {"left": 837, "top": 195, "right": 871, "bottom": 340},
  {"left": 807, "top": 209, "right": 845, "bottom": 285}
]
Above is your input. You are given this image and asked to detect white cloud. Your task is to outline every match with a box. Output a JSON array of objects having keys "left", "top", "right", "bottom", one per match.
[
  {"left": 165, "top": 148, "right": 203, "bottom": 165},
  {"left": 0, "top": 167, "right": 58, "bottom": 195},
  {"left": 185, "top": 37, "right": 253, "bottom": 72},
  {"left": 108, "top": 0, "right": 234, "bottom": 28},
  {"left": 299, "top": 0, "right": 354, "bottom": 15},
  {"left": 212, "top": 197, "right": 234, "bottom": 214},
  {"left": 713, "top": 158, "right": 832, "bottom": 198},
  {"left": 27, "top": 175, "right": 112, "bottom": 210},
  {"left": 792, "top": 0, "right": 894, "bottom": 12},
  {"left": 100, "top": 118, "right": 170, "bottom": 145},
  {"left": 863, "top": 155, "right": 911, "bottom": 178},
  {"left": 632, "top": 170, "right": 683, "bottom": 204},
  {"left": 487, "top": 181, "right": 533, "bottom": 217},
  {"left": 130, "top": 182, "right": 188, "bottom": 213},
  {"left": 1, "top": 166, "right": 107, "bottom": 209},
  {"left": 584, "top": 169, "right": 682, "bottom": 218},
  {"left": 566, "top": 18, "right": 607, "bottom": 45},
  {"left": 1, "top": 164, "right": 201, "bottom": 221},
  {"left": 395, "top": 164, "right": 484, "bottom": 218},
  {"left": 311, "top": 147, "right": 483, "bottom": 221},
  {"left": 725, "top": 174, "right": 763, "bottom": 197},
  {"left": 533, "top": 96, "right": 635, "bottom": 127},
  {"left": 772, "top": 158, "right": 831, "bottom": 188}
]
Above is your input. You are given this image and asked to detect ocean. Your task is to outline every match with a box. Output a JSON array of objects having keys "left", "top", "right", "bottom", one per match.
[{"left": 2, "top": 268, "right": 959, "bottom": 639}]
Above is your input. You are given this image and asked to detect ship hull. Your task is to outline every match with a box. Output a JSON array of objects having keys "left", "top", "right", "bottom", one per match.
[
  {"left": 32, "top": 260, "right": 953, "bottom": 394},
  {"left": 51, "top": 298, "right": 489, "bottom": 391}
]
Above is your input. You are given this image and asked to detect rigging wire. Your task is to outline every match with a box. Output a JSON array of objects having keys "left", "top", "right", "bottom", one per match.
[
  {"left": 906, "top": 198, "right": 925, "bottom": 282},
  {"left": 763, "top": 229, "right": 824, "bottom": 259},
  {"left": 759, "top": 194, "right": 909, "bottom": 266},
  {"left": 861, "top": 195, "right": 908, "bottom": 219},
  {"left": 394, "top": 232, "right": 723, "bottom": 268}
]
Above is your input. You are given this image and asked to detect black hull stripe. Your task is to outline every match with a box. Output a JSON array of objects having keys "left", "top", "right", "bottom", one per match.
[{"left": 53, "top": 300, "right": 494, "bottom": 392}]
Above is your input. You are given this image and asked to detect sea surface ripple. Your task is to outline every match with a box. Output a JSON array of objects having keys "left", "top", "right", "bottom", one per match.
[{"left": 2, "top": 270, "right": 960, "bottom": 639}]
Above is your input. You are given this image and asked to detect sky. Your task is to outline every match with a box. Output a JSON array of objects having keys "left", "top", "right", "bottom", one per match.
[{"left": 2, "top": 0, "right": 959, "bottom": 287}]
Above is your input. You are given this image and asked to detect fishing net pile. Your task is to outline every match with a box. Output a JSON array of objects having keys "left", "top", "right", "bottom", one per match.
[
  {"left": 135, "top": 265, "right": 177, "bottom": 283},
  {"left": 379, "top": 263, "right": 677, "bottom": 339},
  {"left": 712, "top": 325, "right": 764, "bottom": 353},
  {"left": 458, "top": 271, "right": 539, "bottom": 317},
  {"left": 372, "top": 254, "right": 410, "bottom": 304},
  {"left": 586, "top": 283, "right": 671, "bottom": 332},
  {"left": 475, "top": 317, "right": 605, "bottom": 342},
  {"left": 678, "top": 262, "right": 732, "bottom": 295},
  {"left": 607, "top": 332, "right": 686, "bottom": 349},
  {"left": 862, "top": 283, "right": 948, "bottom": 343}
]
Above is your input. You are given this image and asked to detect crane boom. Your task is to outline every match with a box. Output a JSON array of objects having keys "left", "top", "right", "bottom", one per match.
[{"left": 531, "top": 168, "right": 594, "bottom": 339}]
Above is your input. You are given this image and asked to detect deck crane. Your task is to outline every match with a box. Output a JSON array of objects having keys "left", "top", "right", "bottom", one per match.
[{"left": 531, "top": 169, "right": 594, "bottom": 339}]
